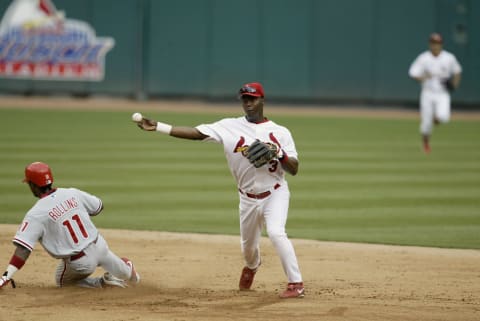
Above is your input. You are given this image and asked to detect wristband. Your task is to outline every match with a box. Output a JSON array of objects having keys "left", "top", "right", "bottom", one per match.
[
  {"left": 6, "top": 254, "right": 26, "bottom": 280},
  {"left": 6, "top": 264, "right": 19, "bottom": 279},
  {"left": 156, "top": 122, "right": 172, "bottom": 135},
  {"left": 279, "top": 151, "right": 289, "bottom": 164},
  {"left": 9, "top": 255, "right": 25, "bottom": 270},
  {"left": 277, "top": 148, "right": 284, "bottom": 159}
]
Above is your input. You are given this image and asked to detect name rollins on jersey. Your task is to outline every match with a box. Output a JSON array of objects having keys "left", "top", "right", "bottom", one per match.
[{"left": 48, "top": 197, "right": 79, "bottom": 221}]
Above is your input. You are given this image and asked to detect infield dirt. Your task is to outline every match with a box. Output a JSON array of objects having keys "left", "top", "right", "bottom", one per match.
[{"left": 0, "top": 225, "right": 479, "bottom": 321}]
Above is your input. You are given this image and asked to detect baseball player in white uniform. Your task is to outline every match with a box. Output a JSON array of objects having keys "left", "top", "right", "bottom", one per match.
[
  {"left": 134, "top": 82, "right": 304, "bottom": 298},
  {"left": 0, "top": 162, "right": 140, "bottom": 289},
  {"left": 409, "top": 32, "right": 462, "bottom": 153}
]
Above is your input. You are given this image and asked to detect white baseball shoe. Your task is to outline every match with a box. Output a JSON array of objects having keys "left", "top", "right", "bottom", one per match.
[
  {"left": 102, "top": 272, "right": 127, "bottom": 288},
  {"left": 122, "top": 257, "right": 141, "bottom": 284}
]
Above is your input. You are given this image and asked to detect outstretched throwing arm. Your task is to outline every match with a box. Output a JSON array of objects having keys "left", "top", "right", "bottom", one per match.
[{"left": 134, "top": 114, "right": 208, "bottom": 140}]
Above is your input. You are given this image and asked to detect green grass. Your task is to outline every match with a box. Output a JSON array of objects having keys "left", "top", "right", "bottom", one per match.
[{"left": 1, "top": 107, "right": 479, "bottom": 249}]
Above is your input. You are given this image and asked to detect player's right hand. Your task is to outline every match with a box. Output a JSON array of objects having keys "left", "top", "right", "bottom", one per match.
[{"left": 136, "top": 117, "right": 157, "bottom": 131}]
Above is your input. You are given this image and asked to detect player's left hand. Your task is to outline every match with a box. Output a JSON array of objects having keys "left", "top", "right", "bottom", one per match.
[
  {"left": 246, "top": 140, "right": 279, "bottom": 168},
  {"left": 442, "top": 76, "right": 455, "bottom": 92},
  {"left": 0, "top": 272, "right": 16, "bottom": 289}
]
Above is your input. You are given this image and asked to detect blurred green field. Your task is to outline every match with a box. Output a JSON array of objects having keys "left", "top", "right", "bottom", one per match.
[{"left": 1, "top": 107, "right": 479, "bottom": 249}]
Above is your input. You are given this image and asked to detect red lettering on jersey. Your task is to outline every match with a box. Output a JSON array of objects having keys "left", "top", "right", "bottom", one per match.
[
  {"left": 48, "top": 198, "right": 79, "bottom": 221},
  {"left": 57, "top": 205, "right": 66, "bottom": 215},
  {"left": 49, "top": 208, "right": 62, "bottom": 220},
  {"left": 66, "top": 197, "right": 79, "bottom": 208},
  {"left": 269, "top": 132, "right": 281, "bottom": 147},
  {"left": 60, "top": 203, "right": 70, "bottom": 212},
  {"left": 20, "top": 221, "right": 29, "bottom": 232},
  {"left": 63, "top": 220, "right": 78, "bottom": 243},
  {"left": 234, "top": 136, "right": 247, "bottom": 154},
  {"left": 72, "top": 214, "right": 88, "bottom": 238}
]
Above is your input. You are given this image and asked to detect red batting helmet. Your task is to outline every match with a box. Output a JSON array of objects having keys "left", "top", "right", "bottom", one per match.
[{"left": 23, "top": 162, "right": 54, "bottom": 186}]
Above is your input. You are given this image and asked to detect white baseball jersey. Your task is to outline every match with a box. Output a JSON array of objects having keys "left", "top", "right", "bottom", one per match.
[
  {"left": 196, "top": 116, "right": 298, "bottom": 193},
  {"left": 197, "top": 115, "right": 303, "bottom": 283},
  {"left": 13, "top": 188, "right": 102, "bottom": 258},
  {"left": 409, "top": 50, "right": 462, "bottom": 93}
]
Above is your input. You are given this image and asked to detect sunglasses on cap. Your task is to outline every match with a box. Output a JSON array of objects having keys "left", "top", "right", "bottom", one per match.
[
  {"left": 238, "top": 84, "right": 264, "bottom": 99},
  {"left": 239, "top": 86, "right": 258, "bottom": 95}
]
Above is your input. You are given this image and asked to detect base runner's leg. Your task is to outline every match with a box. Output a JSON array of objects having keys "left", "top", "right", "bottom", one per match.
[
  {"left": 93, "top": 235, "right": 132, "bottom": 280},
  {"left": 55, "top": 257, "right": 99, "bottom": 288}
]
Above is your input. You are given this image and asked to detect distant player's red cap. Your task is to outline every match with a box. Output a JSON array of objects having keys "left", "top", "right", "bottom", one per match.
[
  {"left": 429, "top": 33, "right": 443, "bottom": 43},
  {"left": 23, "top": 162, "right": 54, "bottom": 186},
  {"left": 238, "top": 82, "right": 265, "bottom": 98}
]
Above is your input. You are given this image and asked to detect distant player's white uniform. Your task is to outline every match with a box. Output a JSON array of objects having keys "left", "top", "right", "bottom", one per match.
[
  {"left": 197, "top": 116, "right": 302, "bottom": 283},
  {"left": 409, "top": 50, "right": 462, "bottom": 135},
  {"left": 14, "top": 187, "right": 132, "bottom": 287}
]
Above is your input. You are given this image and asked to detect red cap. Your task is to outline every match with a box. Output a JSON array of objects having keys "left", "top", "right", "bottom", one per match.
[
  {"left": 429, "top": 33, "right": 443, "bottom": 43},
  {"left": 23, "top": 162, "right": 54, "bottom": 187},
  {"left": 238, "top": 82, "right": 264, "bottom": 98}
]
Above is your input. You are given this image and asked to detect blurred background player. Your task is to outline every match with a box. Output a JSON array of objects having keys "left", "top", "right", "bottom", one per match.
[
  {"left": 0, "top": 162, "right": 140, "bottom": 289},
  {"left": 134, "top": 82, "right": 305, "bottom": 298},
  {"left": 408, "top": 32, "right": 462, "bottom": 153}
]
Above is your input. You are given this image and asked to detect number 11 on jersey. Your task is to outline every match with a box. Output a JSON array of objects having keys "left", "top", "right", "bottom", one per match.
[{"left": 62, "top": 214, "right": 88, "bottom": 244}]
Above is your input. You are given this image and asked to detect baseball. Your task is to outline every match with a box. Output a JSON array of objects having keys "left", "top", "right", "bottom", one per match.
[{"left": 132, "top": 112, "right": 143, "bottom": 122}]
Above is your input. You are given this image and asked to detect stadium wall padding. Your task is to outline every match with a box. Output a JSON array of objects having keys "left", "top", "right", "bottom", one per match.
[{"left": 0, "top": 0, "right": 478, "bottom": 105}]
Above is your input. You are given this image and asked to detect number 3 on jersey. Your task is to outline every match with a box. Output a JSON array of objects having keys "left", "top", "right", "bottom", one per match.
[
  {"left": 62, "top": 214, "right": 88, "bottom": 244},
  {"left": 268, "top": 159, "right": 279, "bottom": 172}
]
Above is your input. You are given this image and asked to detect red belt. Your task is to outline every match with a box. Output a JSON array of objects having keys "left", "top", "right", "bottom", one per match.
[
  {"left": 70, "top": 237, "right": 98, "bottom": 261},
  {"left": 239, "top": 183, "right": 281, "bottom": 200},
  {"left": 70, "top": 251, "right": 85, "bottom": 261}
]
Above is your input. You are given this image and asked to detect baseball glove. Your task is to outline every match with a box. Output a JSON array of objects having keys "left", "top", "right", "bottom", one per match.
[
  {"left": 245, "top": 140, "right": 279, "bottom": 168},
  {"left": 442, "top": 76, "right": 455, "bottom": 92}
]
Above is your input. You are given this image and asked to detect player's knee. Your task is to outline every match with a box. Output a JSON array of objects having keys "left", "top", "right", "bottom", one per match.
[
  {"left": 436, "top": 114, "right": 450, "bottom": 123},
  {"left": 241, "top": 241, "right": 256, "bottom": 254},
  {"left": 266, "top": 227, "right": 287, "bottom": 242}
]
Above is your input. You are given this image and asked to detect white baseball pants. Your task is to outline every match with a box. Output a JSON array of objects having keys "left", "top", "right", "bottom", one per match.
[
  {"left": 54, "top": 234, "right": 132, "bottom": 287},
  {"left": 420, "top": 90, "right": 451, "bottom": 135},
  {"left": 238, "top": 183, "right": 303, "bottom": 283}
]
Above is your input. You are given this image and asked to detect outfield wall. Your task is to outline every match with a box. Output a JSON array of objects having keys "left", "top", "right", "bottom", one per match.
[{"left": 0, "top": 0, "right": 478, "bottom": 105}]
